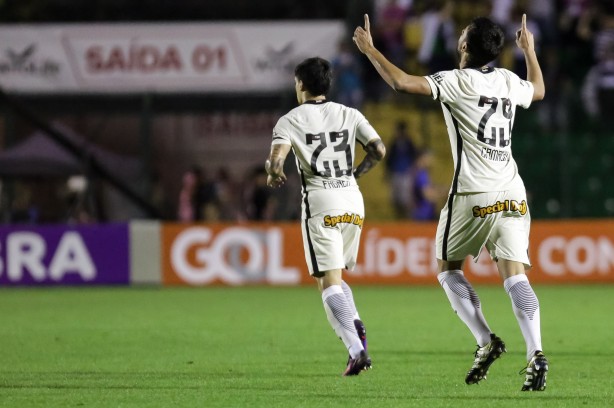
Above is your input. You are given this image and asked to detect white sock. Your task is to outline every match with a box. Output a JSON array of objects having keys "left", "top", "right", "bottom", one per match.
[
  {"left": 438, "top": 270, "right": 492, "bottom": 346},
  {"left": 504, "top": 274, "right": 543, "bottom": 360},
  {"left": 341, "top": 280, "right": 361, "bottom": 320},
  {"left": 322, "top": 285, "right": 363, "bottom": 358}
]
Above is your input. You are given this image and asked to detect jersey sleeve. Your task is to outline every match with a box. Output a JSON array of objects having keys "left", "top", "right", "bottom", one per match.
[
  {"left": 354, "top": 111, "right": 381, "bottom": 147},
  {"left": 509, "top": 71, "right": 534, "bottom": 109},
  {"left": 271, "top": 117, "right": 292, "bottom": 146},
  {"left": 424, "top": 70, "right": 458, "bottom": 103}
]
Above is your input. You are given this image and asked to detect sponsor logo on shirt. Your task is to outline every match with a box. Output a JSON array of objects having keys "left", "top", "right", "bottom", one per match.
[
  {"left": 472, "top": 200, "right": 528, "bottom": 218},
  {"left": 322, "top": 179, "right": 350, "bottom": 189},
  {"left": 323, "top": 213, "right": 364, "bottom": 228},
  {"left": 481, "top": 147, "right": 510, "bottom": 162}
]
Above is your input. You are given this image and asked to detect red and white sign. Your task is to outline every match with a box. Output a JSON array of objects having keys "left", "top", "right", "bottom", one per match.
[{"left": 0, "top": 22, "right": 344, "bottom": 93}]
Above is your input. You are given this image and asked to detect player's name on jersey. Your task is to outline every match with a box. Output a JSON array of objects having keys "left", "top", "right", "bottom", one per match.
[
  {"left": 322, "top": 179, "right": 351, "bottom": 189},
  {"left": 324, "top": 213, "right": 364, "bottom": 228},
  {"left": 472, "top": 200, "right": 528, "bottom": 218},
  {"left": 481, "top": 146, "right": 510, "bottom": 162}
]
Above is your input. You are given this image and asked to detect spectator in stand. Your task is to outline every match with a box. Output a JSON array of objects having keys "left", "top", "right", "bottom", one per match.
[
  {"left": 528, "top": 0, "right": 557, "bottom": 47},
  {"left": 411, "top": 149, "right": 446, "bottom": 221},
  {"left": 65, "top": 175, "right": 94, "bottom": 224},
  {"left": 417, "top": 0, "right": 457, "bottom": 73},
  {"left": 573, "top": 0, "right": 614, "bottom": 129},
  {"left": 359, "top": 0, "right": 410, "bottom": 101},
  {"left": 376, "top": 0, "right": 409, "bottom": 67},
  {"left": 177, "top": 166, "right": 217, "bottom": 222},
  {"left": 386, "top": 120, "right": 417, "bottom": 218},
  {"left": 177, "top": 167, "right": 200, "bottom": 222},
  {"left": 577, "top": 0, "right": 614, "bottom": 62},
  {"left": 582, "top": 41, "right": 614, "bottom": 129},
  {"left": 559, "top": 0, "right": 594, "bottom": 83},
  {"left": 244, "top": 167, "right": 276, "bottom": 221},
  {"left": 524, "top": 0, "right": 560, "bottom": 131},
  {"left": 490, "top": 0, "right": 515, "bottom": 26},
  {"left": 331, "top": 39, "right": 365, "bottom": 108},
  {"left": 213, "top": 166, "right": 237, "bottom": 221}
]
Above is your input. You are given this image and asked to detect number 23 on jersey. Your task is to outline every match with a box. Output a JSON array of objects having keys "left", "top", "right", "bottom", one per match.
[{"left": 305, "top": 130, "right": 353, "bottom": 177}]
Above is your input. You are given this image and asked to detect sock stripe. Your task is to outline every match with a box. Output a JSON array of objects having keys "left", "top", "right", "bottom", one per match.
[
  {"left": 442, "top": 273, "right": 481, "bottom": 309},
  {"left": 324, "top": 293, "right": 357, "bottom": 334},
  {"left": 508, "top": 281, "right": 539, "bottom": 320},
  {"left": 341, "top": 280, "right": 358, "bottom": 319}
]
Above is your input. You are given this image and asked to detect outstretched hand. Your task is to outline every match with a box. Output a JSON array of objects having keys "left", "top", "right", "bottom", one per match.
[
  {"left": 515, "top": 14, "right": 535, "bottom": 52},
  {"left": 353, "top": 14, "right": 374, "bottom": 54}
]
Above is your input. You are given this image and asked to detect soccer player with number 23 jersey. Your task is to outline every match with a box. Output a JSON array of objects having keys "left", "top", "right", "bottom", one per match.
[{"left": 266, "top": 57, "right": 386, "bottom": 376}]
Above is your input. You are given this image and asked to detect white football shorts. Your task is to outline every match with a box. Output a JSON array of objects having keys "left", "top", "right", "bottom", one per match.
[
  {"left": 436, "top": 189, "right": 531, "bottom": 267},
  {"left": 301, "top": 211, "right": 364, "bottom": 277}
]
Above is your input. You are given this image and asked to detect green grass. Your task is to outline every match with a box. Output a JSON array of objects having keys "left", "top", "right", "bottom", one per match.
[{"left": 0, "top": 285, "right": 613, "bottom": 407}]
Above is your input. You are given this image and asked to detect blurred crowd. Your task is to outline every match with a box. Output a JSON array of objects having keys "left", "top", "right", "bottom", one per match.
[
  {"left": 332, "top": 0, "right": 614, "bottom": 133},
  {"left": 208, "top": 0, "right": 614, "bottom": 223},
  {"left": 3, "top": 0, "right": 613, "bottom": 223},
  {"left": 385, "top": 120, "right": 448, "bottom": 221},
  {"left": 176, "top": 164, "right": 302, "bottom": 223},
  {"left": 175, "top": 119, "right": 446, "bottom": 224}
]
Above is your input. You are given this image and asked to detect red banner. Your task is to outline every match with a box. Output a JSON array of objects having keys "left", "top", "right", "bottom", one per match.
[{"left": 160, "top": 220, "right": 614, "bottom": 285}]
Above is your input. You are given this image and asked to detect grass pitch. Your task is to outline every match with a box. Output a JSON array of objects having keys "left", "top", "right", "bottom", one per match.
[{"left": 0, "top": 285, "right": 613, "bottom": 407}]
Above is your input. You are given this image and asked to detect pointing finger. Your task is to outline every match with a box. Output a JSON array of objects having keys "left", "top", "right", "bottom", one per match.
[
  {"left": 522, "top": 13, "right": 527, "bottom": 31},
  {"left": 364, "top": 14, "right": 370, "bottom": 34}
]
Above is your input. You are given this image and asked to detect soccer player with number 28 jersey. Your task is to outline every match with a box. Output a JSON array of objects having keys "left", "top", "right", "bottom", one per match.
[
  {"left": 265, "top": 57, "right": 386, "bottom": 376},
  {"left": 354, "top": 14, "right": 549, "bottom": 390}
]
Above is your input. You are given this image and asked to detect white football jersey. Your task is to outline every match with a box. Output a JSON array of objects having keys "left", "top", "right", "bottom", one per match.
[
  {"left": 272, "top": 100, "right": 381, "bottom": 218},
  {"left": 424, "top": 67, "right": 534, "bottom": 193}
]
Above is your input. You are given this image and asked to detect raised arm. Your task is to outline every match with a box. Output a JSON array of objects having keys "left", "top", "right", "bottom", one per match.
[
  {"left": 516, "top": 14, "right": 545, "bottom": 101},
  {"left": 354, "top": 139, "right": 386, "bottom": 179},
  {"left": 353, "top": 14, "right": 431, "bottom": 96},
  {"left": 265, "top": 143, "right": 291, "bottom": 188}
]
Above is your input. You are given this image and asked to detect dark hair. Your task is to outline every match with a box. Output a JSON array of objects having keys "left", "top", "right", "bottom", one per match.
[
  {"left": 465, "top": 17, "right": 505, "bottom": 68},
  {"left": 294, "top": 57, "right": 332, "bottom": 96}
]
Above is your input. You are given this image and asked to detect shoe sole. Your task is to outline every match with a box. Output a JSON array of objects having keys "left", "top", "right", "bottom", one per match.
[
  {"left": 465, "top": 340, "right": 507, "bottom": 384},
  {"left": 521, "top": 358, "right": 548, "bottom": 391},
  {"left": 343, "top": 352, "right": 371, "bottom": 376}
]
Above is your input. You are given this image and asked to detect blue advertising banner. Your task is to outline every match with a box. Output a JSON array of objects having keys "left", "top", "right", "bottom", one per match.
[{"left": 0, "top": 224, "right": 130, "bottom": 285}]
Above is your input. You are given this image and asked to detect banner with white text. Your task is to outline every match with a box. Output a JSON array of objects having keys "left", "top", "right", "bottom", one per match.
[
  {"left": 2, "top": 220, "right": 611, "bottom": 286},
  {"left": 0, "top": 224, "right": 130, "bottom": 285},
  {"left": 0, "top": 22, "right": 344, "bottom": 93},
  {"left": 160, "top": 220, "right": 614, "bottom": 285}
]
